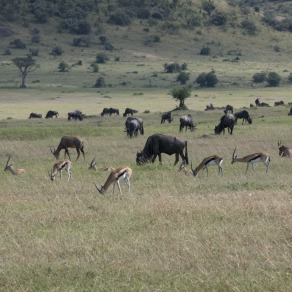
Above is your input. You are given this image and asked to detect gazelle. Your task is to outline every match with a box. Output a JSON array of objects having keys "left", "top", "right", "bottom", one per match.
[
  {"left": 191, "top": 155, "right": 223, "bottom": 177},
  {"left": 93, "top": 167, "right": 132, "bottom": 195},
  {"left": 48, "top": 159, "right": 72, "bottom": 181},
  {"left": 278, "top": 141, "right": 292, "bottom": 157},
  {"left": 4, "top": 156, "right": 25, "bottom": 175},
  {"left": 51, "top": 136, "right": 85, "bottom": 161},
  {"left": 231, "top": 148, "right": 270, "bottom": 173}
]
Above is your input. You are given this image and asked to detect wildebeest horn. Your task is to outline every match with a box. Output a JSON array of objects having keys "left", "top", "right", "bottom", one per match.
[{"left": 93, "top": 182, "right": 103, "bottom": 194}]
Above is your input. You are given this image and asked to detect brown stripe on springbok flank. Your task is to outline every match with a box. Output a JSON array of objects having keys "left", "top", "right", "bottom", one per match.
[
  {"left": 117, "top": 170, "right": 127, "bottom": 180},
  {"left": 248, "top": 155, "right": 262, "bottom": 163}
]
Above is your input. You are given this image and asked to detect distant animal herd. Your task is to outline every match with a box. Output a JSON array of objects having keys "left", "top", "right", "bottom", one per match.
[{"left": 4, "top": 99, "right": 291, "bottom": 195}]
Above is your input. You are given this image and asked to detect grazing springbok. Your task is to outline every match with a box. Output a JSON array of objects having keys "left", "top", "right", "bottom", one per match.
[
  {"left": 51, "top": 136, "right": 85, "bottom": 161},
  {"left": 231, "top": 148, "right": 270, "bottom": 173},
  {"left": 93, "top": 167, "right": 132, "bottom": 195},
  {"left": 278, "top": 141, "right": 292, "bottom": 157},
  {"left": 4, "top": 156, "right": 25, "bottom": 175},
  {"left": 49, "top": 160, "right": 72, "bottom": 181},
  {"left": 190, "top": 155, "right": 223, "bottom": 177}
]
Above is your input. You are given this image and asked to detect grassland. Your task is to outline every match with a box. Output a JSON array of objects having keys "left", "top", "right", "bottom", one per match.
[{"left": 0, "top": 89, "right": 291, "bottom": 291}]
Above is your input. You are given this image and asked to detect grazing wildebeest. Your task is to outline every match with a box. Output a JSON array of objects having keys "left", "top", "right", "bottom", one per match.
[
  {"left": 224, "top": 104, "right": 234, "bottom": 114},
  {"left": 234, "top": 110, "right": 252, "bottom": 124},
  {"left": 125, "top": 117, "right": 144, "bottom": 137},
  {"left": 179, "top": 114, "right": 195, "bottom": 132},
  {"left": 29, "top": 112, "right": 42, "bottom": 119},
  {"left": 45, "top": 110, "right": 59, "bottom": 119},
  {"left": 68, "top": 110, "right": 83, "bottom": 121},
  {"left": 123, "top": 108, "right": 138, "bottom": 117},
  {"left": 288, "top": 107, "right": 292, "bottom": 116},
  {"left": 161, "top": 112, "right": 173, "bottom": 123},
  {"left": 109, "top": 107, "right": 119, "bottom": 115},
  {"left": 136, "top": 134, "right": 188, "bottom": 166},
  {"left": 214, "top": 114, "right": 236, "bottom": 135},
  {"left": 51, "top": 136, "right": 85, "bottom": 161},
  {"left": 278, "top": 141, "right": 292, "bottom": 157},
  {"left": 101, "top": 108, "right": 110, "bottom": 116},
  {"left": 255, "top": 98, "right": 269, "bottom": 107},
  {"left": 274, "top": 101, "right": 284, "bottom": 106}
]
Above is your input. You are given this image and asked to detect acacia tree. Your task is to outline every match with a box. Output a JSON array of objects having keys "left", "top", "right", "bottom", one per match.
[
  {"left": 12, "top": 56, "right": 38, "bottom": 88},
  {"left": 171, "top": 86, "right": 191, "bottom": 109}
]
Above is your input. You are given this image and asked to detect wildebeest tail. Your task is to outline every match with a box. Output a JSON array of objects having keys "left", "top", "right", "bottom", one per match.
[{"left": 184, "top": 140, "right": 189, "bottom": 165}]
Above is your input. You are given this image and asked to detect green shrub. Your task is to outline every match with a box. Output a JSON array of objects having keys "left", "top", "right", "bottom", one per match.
[
  {"left": 196, "top": 71, "right": 218, "bottom": 87},
  {"left": 288, "top": 73, "right": 292, "bottom": 83},
  {"left": 94, "top": 77, "right": 106, "bottom": 88},
  {"left": 108, "top": 12, "right": 131, "bottom": 26},
  {"left": 50, "top": 46, "right": 63, "bottom": 56},
  {"left": 241, "top": 20, "right": 257, "bottom": 35},
  {"left": 266, "top": 72, "right": 281, "bottom": 87},
  {"left": 200, "top": 46, "right": 210, "bottom": 55},
  {"left": 58, "top": 61, "right": 70, "bottom": 72},
  {"left": 211, "top": 11, "right": 227, "bottom": 26},
  {"left": 177, "top": 72, "right": 190, "bottom": 85},
  {"left": 90, "top": 63, "right": 99, "bottom": 72},
  {"left": 252, "top": 72, "right": 267, "bottom": 83},
  {"left": 96, "top": 53, "right": 110, "bottom": 64},
  {"left": 10, "top": 39, "right": 26, "bottom": 49}
]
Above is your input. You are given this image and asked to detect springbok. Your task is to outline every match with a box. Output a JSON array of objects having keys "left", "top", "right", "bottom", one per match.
[
  {"left": 51, "top": 136, "right": 85, "bottom": 161},
  {"left": 190, "top": 155, "right": 223, "bottom": 177},
  {"left": 231, "top": 148, "right": 270, "bottom": 173},
  {"left": 48, "top": 159, "right": 72, "bottom": 181},
  {"left": 4, "top": 156, "right": 25, "bottom": 175},
  {"left": 93, "top": 167, "right": 132, "bottom": 195},
  {"left": 278, "top": 141, "right": 292, "bottom": 157}
]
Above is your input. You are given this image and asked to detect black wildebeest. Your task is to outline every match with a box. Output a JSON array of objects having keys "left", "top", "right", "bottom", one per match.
[
  {"left": 125, "top": 117, "right": 144, "bottom": 137},
  {"left": 179, "top": 114, "right": 195, "bottom": 132},
  {"left": 51, "top": 136, "right": 85, "bottom": 161},
  {"left": 29, "top": 112, "right": 42, "bottom": 119},
  {"left": 161, "top": 112, "right": 173, "bottom": 123},
  {"left": 45, "top": 110, "right": 59, "bottom": 119},
  {"left": 68, "top": 110, "right": 83, "bottom": 121},
  {"left": 136, "top": 134, "right": 188, "bottom": 166},
  {"left": 234, "top": 110, "right": 252, "bottom": 125},
  {"left": 274, "top": 101, "right": 284, "bottom": 106},
  {"left": 109, "top": 107, "right": 119, "bottom": 115},
  {"left": 123, "top": 108, "right": 138, "bottom": 117},
  {"left": 288, "top": 107, "right": 292, "bottom": 116},
  {"left": 255, "top": 98, "right": 269, "bottom": 107},
  {"left": 224, "top": 104, "right": 234, "bottom": 114},
  {"left": 278, "top": 141, "right": 292, "bottom": 157},
  {"left": 101, "top": 108, "right": 110, "bottom": 116},
  {"left": 214, "top": 114, "right": 236, "bottom": 135}
]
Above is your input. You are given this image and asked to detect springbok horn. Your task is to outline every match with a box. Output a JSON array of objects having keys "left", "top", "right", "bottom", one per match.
[
  {"left": 191, "top": 162, "right": 194, "bottom": 173},
  {"left": 232, "top": 147, "right": 237, "bottom": 158},
  {"left": 5, "top": 156, "right": 11, "bottom": 167},
  {"left": 278, "top": 140, "right": 281, "bottom": 146},
  {"left": 93, "top": 182, "right": 103, "bottom": 194},
  {"left": 90, "top": 157, "right": 96, "bottom": 166}
]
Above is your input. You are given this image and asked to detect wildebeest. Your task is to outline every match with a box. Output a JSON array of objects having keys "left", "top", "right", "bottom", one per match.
[
  {"left": 125, "top": 117, "right": 144, "bottom": 137},
  {"left": 179, "top": 114, "right": 195, "bottom": 132},
  {"left": 255, "top": 98, "right": 269, "bottom": 107},
  {"left": 278, "top": 141, "right": 292, "bottom": 157},
  {"left": 29, "top": 112, "right": 42, "bottom": 119},
  {"left": 161, "top": 111, "right": 173, "bottom": 123},
  {"left": 51, "top": 136, "right": 85, "bottom": 161},
  {"left": 68, "top": 110, "right": 83, "bottom": 121},
  {"left": 101, "top": 108, "right": 110, "bottom": 116},
  {"left": 136, "top": 134, "right": 188, "bottom": 166},
  {"left": 123, "top": 108, "right": 138, "bottom": 117},
  {"left": 224, "top": 104, "right": 234, "bottom": 114},
  {"left": 274, "top": 101, "right": 284, "bottom": 106},
  {"left": 101, "top": 107, "right": 119, "bottom": 116},
  {"left": 45, "top": 110, "right": 59, "bottom": 119},
  {"left": 288, "top": 107, "right": 292, "bottom": 116},
  {"left": 234, "top": 110, "right": 252, "bottom": 124},
  {"left": 214, "top": 114, "right": 236, "bottom": 135}
]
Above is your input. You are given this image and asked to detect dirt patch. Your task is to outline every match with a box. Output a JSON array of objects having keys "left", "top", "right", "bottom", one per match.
[{"left": 0, "top": 26, "right": 14, "bottom": 39}]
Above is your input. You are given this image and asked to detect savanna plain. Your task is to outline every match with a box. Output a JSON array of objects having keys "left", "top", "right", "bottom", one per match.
[{"left": 1, "top": 10, "right": 292, "bottom": 292}]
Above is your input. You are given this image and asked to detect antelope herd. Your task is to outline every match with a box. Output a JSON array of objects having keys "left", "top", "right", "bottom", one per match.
[{"left": 3, "top": 103, "right": 291, "bottom": 195}]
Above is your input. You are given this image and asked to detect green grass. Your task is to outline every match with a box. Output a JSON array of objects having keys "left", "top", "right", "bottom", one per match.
[{"left": 0, "top": 91, "right": 291, "bottom": 291}]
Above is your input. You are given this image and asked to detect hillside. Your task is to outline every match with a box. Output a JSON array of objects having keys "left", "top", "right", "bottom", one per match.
[{"left": 0, "top": 0, "right": 292, "bottom": 89}]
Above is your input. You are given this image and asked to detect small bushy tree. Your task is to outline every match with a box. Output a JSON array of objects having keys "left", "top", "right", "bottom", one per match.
[
  {"left": 50, "top": 46, "right": 63, "bottom": 57},
  {"left": 170, "top": 86, "right": 191, "bottom": 109},
  {"left": 177, "top": 72, "right": 190, "bottom": 85},
  {"left": 96, "top": 53, "right": 109, "bottom": 64},
  {"left": 94, "top": 77, "right": 106, "bottom": 88},
  {"left": 58, "top": 61, "right": 70, "bottom": 72},
  {"left": 252, "top": 72, "right": 267, "bottom": 83},
  {"left": 196, "top": 71, "right": 218, "bottom": 87},
  {"left": 266, "top": 72, "right": 281, "bottom": 87}
]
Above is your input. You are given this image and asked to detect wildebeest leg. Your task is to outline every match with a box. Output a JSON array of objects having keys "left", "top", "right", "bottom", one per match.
[
  {"left": 158, "top": 154, "right": 162, "bottom": 163},
  {"left": 174, "top": 153, "right": 180, "bottom": 165},
  {"left": 76, "top": 149, "right": 80, "bottom": 160},
  {"left": 65, "top": 148, "right": 71, "bottom": 161},
  {"left": 80, "top": 147, "right": 85, "bottom": 160},
  {"left": 152, "top": 155, "right": 157, "bottom": 163},
  {"left": 230, "top": 126, "right": 234, "bottom": 135}
]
